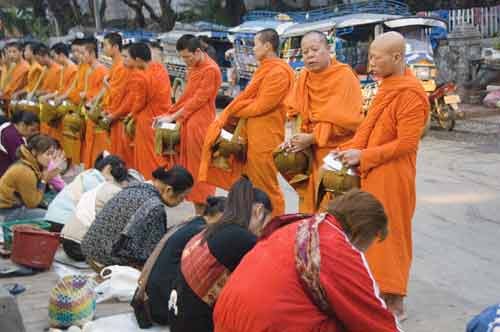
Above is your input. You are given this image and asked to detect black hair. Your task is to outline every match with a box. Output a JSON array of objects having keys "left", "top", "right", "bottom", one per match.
[
  {"left": 71, "top": 38, "right": 84, "bottom": 47},
  {"left": 11, "top": 110, "right": 25, "bottom": 124},
  {"left": 104, "top": 32, "right": 123, "bottom": 51},
  {"left": 51, "top": 43, "right": 70, "bottom": 57},
  {"left": 204, "top": 196, "right": 227, "bottom": 217},
  {"left": 25, "top": 134, "right": 57, "bottom": 154},
  {"left": 128, "top": 42, "right": 151, "bottom": 62},
  {"left": 303, "top": 30, "right": 329, "bottom": 47},
  {"left": 152, "top": 165, "right": 194, "bottom": 193},
  {"left": 23, "top": 41, "right": 39, "bottom": 51},
  {"left": 0, "top": 114, "right": 8, "bottom": 125},
  {"left": 5, "top": 42, "right": 23, "bottom": 51},
  {"left": 203, "top": 176, "right": 272, "bottom": 241},
  {"left": 33, "top": 43, "right": 50, "bottom": 57},
  {"left": 256, "top": 28, "right": 280, "bottom": 52},
  {"left": 94, "top": 153, "right": 128, "bottom": 183},
  {"left": 199, "top": 35, "right": 210, "bottom": 44},
  {"left": 22, "top": 111, "right": 39, "bottom": 126},
  {"left": 176, "top": 34, "right": 202, "bottom": 53}
]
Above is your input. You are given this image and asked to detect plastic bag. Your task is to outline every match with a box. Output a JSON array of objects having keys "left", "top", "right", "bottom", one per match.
[{"left": 94, "top": 265, "right": 140, "bottom": 303}]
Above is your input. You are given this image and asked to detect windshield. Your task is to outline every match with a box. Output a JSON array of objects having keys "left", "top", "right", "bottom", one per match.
[{"left": 405, "top": 38, "right": 433, "bottom": 56}]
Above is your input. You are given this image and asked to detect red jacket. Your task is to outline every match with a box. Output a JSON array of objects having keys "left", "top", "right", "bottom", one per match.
[{"left": 213, "top": 214, "right": 401, "bottom": 332}]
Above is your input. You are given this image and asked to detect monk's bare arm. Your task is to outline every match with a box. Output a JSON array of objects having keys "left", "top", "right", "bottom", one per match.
[
  {"left": 232, "top": 68, "right": 291, "bottom": 118},
  {"left": 360, "top": 92, "right": 428, "bottom": 172}
]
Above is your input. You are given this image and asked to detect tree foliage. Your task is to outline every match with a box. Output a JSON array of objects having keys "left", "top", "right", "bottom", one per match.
[{"left": 119, "top": 0, "right": 176, "bottom": 31}]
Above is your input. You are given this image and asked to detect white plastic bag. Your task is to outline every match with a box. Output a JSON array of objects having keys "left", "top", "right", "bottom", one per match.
[{"left": 94, "top": 265, "right": 140, "bottom": 303}]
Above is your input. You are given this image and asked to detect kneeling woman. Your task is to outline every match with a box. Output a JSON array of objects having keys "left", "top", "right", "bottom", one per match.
[
  {"left": 0, "top": 134, "right": 64, "bottom": 221},
  {"left": 168, "top": 177, "right": 273, "bottom": 332},
  {"left": 213, "top": 189, "right": 400, "bottom": 332},
  {"left": 81, "top": 165, "right": 193, "bottom": 268},
  {"left": 145, "top": 196, "right": 226, "bottom": 326}
]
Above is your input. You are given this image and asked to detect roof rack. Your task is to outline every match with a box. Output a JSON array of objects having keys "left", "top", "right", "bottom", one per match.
[{"left": 243, "top": 0, "right": 409, "bottom": 23}]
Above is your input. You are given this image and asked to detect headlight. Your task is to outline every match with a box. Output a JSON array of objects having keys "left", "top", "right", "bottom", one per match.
[{"left": 414, "top": 66, "right": 432, "bottom": 80}]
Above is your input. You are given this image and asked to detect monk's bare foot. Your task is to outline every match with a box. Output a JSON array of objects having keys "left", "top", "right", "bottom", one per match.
[{"left": 382, "top": 293, "right": 407, "bottom": 322}]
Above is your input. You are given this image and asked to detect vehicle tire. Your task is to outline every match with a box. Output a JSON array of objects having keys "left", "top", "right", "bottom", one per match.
[{"left": 438, "top": 105, "right": 456, "bottom": 131}]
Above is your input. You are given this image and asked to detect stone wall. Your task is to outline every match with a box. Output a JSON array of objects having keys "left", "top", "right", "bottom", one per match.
[{"left": 434, "top": 24, "right": 499, "bottom": 102}]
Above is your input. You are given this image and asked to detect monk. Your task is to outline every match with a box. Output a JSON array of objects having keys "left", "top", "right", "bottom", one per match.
[
  {"left": 12, "top": 42, "right": 43, "bottom": 100},
  {"left": 284, "top": 31, "right": 363, "bottom": 213},
  {"left": 41, "top": 43, "right": 77, "bottom": 101},
  {"left": 0, "top": 42, "right": 29, "bottom": 106},
  {"left": 33, "top": 44, "right": 62, "bottom": 138},
  {"left": 128, "top": 42, "right": 171, "bottom": 179},
  {"left": 79, "top": 39, "right": 109, "bottom": 169},
  {"left": 54, "top": 39, "right": 90, "bottom": 166},
  {"left": 337, "top": 31, "right": 430, "bottom": 320},
  {"left": 159, "top": 35, "right": 220, "bottom": 214},
  {"left": 199, "top": 29, "right": 294, "bottom": 216},
  {"left": 100, "top": 32, "right": 132, "bottom": 165}
]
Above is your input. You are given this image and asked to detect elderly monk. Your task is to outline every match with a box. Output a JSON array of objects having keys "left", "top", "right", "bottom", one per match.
[
  {"left": 101, "top": 33, "right": 134, "bottom": 166},
  {"left": 80, "top": 39, "right": 109, "bottom": 169},
  {"left": 338, "top": 31, "right": 430, "bottom": 320},
  {"left": 159, "top": 35, "right": 221, "bottom": 215},
  {"left": 128, "top": 42, "right": 171, "bottom": 179},
  {"left": 199, "top": 29, "right": 293, "bottom": 216},
  {"left": 0, "top": 42, "right": 29, "bottom": 105},
  {"left": 284, "top": 31, "right": 363, "bottom": 213},
  {"left": 12, "top": 42, "right": 43, "bottom": 100}
]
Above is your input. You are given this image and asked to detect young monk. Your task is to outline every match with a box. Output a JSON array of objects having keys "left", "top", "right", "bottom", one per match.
[
  {"left": 103, "top": 44, "right": 147, "bottom": 168},
  {"left": 284, "top": 31, "right": 363, "bottom": 213},
  {"left": 159, "top": 35, "right": 220, "bottom": 215},
  {"left": 12, "top": 42, "right": 43, "bottom": 100},
  {"left": 33, "top": 44, "right": 62, "bottom": 138},
  {"left": 0, "top": 42, "right": 29, "bottom": 105},
  {"left": 53, "top": 39, "right": 89, "bottom": 167},
  {"left": 79, "top": 39, "right": 109, "bottom": 169},
  {"left": 198, "top": 29, "right": 294, "bottom": 216},
  {"left": 100, "top": 32, "right": 131, "bottom": 164},
  {"left": 337, "top": 31, "right": 430, "bottom": 320},
  {"left": 127, "top": 42, "right": 171, "bottom": 179},
  {"left": 41, "top": 43, "right": 77, "bottom": 101}
]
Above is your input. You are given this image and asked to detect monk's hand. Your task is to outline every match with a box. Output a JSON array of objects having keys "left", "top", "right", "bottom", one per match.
[
  {"left": 289, "top": 133, "right": 314, "bottom": 153},
  {"left": 337, "top": 149, "right": 362, "bottom": 167}
]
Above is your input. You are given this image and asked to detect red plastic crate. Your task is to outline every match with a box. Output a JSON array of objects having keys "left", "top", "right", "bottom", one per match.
[{"left": 11, "top": 225, "right": 60, "bottom": 270}]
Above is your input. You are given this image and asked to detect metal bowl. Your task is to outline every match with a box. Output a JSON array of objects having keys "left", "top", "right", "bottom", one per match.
[
  {"left": 321, "top": 155, "right": 360, "bottom": 195},
  {"left": 154, "top": 122, "right": 180, "bottom": 155},
  {"left": 273, "top": 149, "right": 309, "bottom": 183}
]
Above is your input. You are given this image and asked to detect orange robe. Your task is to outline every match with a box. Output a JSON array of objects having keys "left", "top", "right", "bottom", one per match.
[
  {"left": 81, "top": 63, "right": 108, "bottom": 169},
  {"left": 39, "top": 63, "right": 63, "bottom": 138},
  {"left": 169, "top": 55, "right": 221, "bottom": 204},
  {"left": 287, "top": 59, "right": 363, "bottom": 213},
  {"left": 134, "top": 62, "right": 171, "bottom": 180},
  {"left": 199, "top": 57, "right": 293, "bottom": 215},
  {"left": 2, "top": 60, "right": 29, "bottom": 101},
  {"left": 59, "top": 63, "right": 78, "bottom": 95},
  {"left": 25, "top": 61, "right": 44, "bottom": 94},
  {"left": 110, "top": 68, "right": 144, "bottom": 169},
  {"left": 67, "top": 64, "right": 90, "bottom": 105},
  {"left": 60, "top": 63, "right": 90, "bottom": 166},
  {"left": 103, "top": 57, "right": 133, "bottom": 166},
  {"left": 342, "top": 69, "right": 430, "bottom": 296}
]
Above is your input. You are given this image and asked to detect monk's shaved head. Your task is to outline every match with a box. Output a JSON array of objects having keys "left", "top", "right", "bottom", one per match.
[
  {"left": 302, "top": 31, "right": 329, "bottom": 47},
  {"left": 371, "top": 32, "right": 405, "bottom": 57},
  {"left": 301, "top": 31, "right": 331, "bottom": 72},
  {"left": 369, "top": 31, "right": 406, "bottom": 79}
]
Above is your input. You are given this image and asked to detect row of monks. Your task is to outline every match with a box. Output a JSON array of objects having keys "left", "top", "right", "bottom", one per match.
[{"left": 0, "top": 29, "right": 429, "bottom": 316}]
